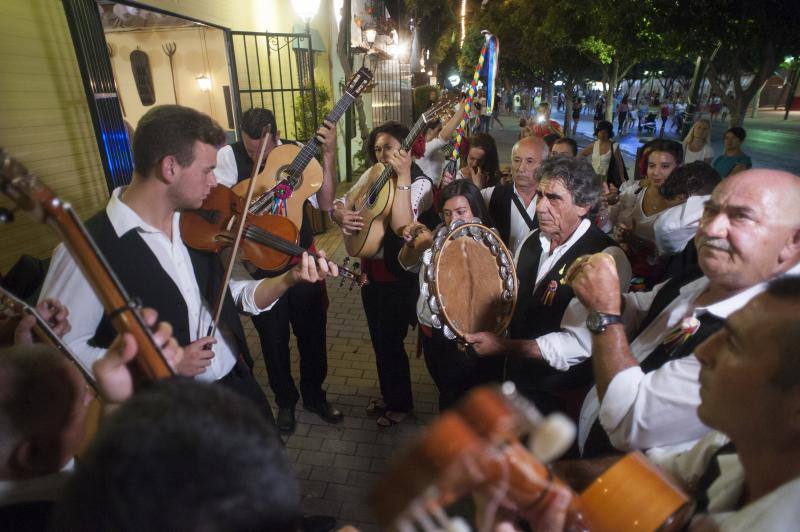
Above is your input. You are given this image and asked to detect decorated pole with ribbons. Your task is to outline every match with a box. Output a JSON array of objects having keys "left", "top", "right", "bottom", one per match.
[{"left": 443, "top": 30, "right": 499, "bottom": 179}]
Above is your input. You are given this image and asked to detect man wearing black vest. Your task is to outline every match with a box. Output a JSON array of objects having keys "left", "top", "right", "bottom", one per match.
[
  {"left": 214, "top": 108, "right": 340, "bottom": 433},
  {"left": 466, "top": 157, "right": 630, "bottom": 416},
  {"left": 482, "top": 136, "right": 549, "bottom": 254},
  {"left": 504, "top": 276, "right": 800, "bottom": 531},
  {"left": 39, "top": 105, "right": 338, "bottom": 425},
  {"left": 564, "top": 169, "right": 800, "bottom": 458}
]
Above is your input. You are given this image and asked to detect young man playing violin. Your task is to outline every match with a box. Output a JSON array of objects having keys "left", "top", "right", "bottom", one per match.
[
  {"left": 214, "top": 107, "right": 342, "bottom": 433},
  {"left": 39, "top": 105, "right": 338, "bottom": 425}
]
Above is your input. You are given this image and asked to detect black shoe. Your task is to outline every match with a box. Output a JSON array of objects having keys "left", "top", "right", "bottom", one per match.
[
  {"left": 276, "top": 406, "right": 296, "bottom": 433},
  {"left": 300, "top": 514, "right": 337, "bottom": 532},
  {"left": 304, "top": 401, "right": 343, "bottom": 423}
]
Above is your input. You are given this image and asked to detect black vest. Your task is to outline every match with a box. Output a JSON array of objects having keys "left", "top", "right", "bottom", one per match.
[
  {"left": 85, "top": 211, "right": 252, "bottom": 368},
  {"left": 581, "top": 267, "right": 720, "bottom": 458},
  {"left": 506, "top": 224, "right": 619, "bottom": 408},
  {"left": 488, "top": 183, "right": 537, "bottom": 248},
  {"left": 231, "top": 140, "right": 314, "bottom": 254}
]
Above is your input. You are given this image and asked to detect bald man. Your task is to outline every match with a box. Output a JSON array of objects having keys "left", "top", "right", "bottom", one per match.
[
  {"left": 483, "top": 136, "right": 550, "bottom": 253},
  {"left": 565, "top": 169, "right": 800, "bottom": 458}
]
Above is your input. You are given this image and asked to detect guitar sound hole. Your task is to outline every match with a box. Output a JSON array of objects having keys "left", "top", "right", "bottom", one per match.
[{"left": 280, "top": 166, "right": 301, "bottom": 188}]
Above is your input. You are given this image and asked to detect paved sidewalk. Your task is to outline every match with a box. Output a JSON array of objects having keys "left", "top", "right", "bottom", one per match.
[{"left": 244, "top": 197, "right": 437, "bottom": 531}]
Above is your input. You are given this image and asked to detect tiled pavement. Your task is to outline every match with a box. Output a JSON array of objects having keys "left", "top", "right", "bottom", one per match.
[{"left": 244, "top": 188, "right": 439, "bottom": 531}]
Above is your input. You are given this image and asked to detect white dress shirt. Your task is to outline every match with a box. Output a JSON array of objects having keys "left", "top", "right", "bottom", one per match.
[
  {"left": 654, "top": 195, "right": 708, "bottom": 256},
  {"left": 481, "top": 184, "right": 538, "bottom": 254},
  {"left": 577, "top": 263, "right": 800, "bottom": 456},
  {"left": 39, "top": 188, "right": 274, "bottom": 382},
  {"left": 416, "top": 137, "right": 448, "bottom": 186},
  {"left": 516, "top": 220, "right": 632, "bottom": 371},
  {"left": 214, "top": 142, "right": 320, "bottom": 209},
  {"left": 653, "top": 431, "right": 800, "bottom": 531},
  {"left": 0, "top": 459, "right": 73, "bottom": 507}
]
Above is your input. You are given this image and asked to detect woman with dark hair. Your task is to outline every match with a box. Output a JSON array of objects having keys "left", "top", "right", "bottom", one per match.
[
  {"left": 712, "top": 126, "right": 752, "bottom": 177},
  {"left": 654, "top": 161, "right": 721, "bottom": 256},
  {"left": 443, "top": 132, "right": 501, "bottom": 189},
  {"left": 398, "top": 180, "right": 495, "bottom": 411},
  {"left": 331, "top": 121, "right": 435, "bottom": 427},
  {"left": 610, "top": 139, "right": 684, "bottom": 286},
  {"left": 579, "top": 120, "right": 626, "bottom": 188}
]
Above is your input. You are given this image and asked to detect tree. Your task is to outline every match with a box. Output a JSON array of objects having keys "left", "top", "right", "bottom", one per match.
[
  {"left": 577, "top": 0, "right": 664, "bottom": 121},
  {"left": 657, "top": 0, "right": 800, "bottom": 126}
]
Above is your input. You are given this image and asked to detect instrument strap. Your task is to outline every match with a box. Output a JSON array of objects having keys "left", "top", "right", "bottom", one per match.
[{"left": 511, "top": 193, "right": 537, "bottom": 231}]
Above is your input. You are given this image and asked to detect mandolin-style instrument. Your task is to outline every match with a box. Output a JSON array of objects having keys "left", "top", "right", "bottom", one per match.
[
  {"left": 369, "top": 383, "right": 692, "bottom": 532},
  {"left": 0, "top": 150, "right": 174, "bottom": 384},
  {"left": 233, "top": 67, "right": 374, "bottom": 229},
  {"left": 0, "top": 286, "right": 103, "bottom": 454},
  {"left": 342, "top": 98, "right": 456, "bottom": 258}
]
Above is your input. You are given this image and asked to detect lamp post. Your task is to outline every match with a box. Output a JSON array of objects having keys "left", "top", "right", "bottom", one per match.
[{"left": 292, "top": 0, "right": 320, "bottom": 128}]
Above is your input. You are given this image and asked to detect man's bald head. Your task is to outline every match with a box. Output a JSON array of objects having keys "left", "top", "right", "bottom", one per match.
[
  {"left": 511, "top": 136, "right": 549, "bottom": 191},
  {"left": 696, "top": 169, "right": 800, "bottom": 291}
]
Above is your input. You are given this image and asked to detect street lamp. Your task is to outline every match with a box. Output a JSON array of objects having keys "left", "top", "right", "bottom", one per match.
[
  {"left": 364, "top": 27, "right": 378, "bottom": 46},
  {"left": 291, "top": 0, "right": 320, "bottom": 23}
]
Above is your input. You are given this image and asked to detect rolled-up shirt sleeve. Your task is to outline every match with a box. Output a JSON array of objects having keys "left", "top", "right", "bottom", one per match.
[
  {"left": 654, "top": 195, "right": 707, "bottom": 256},
  {"left": 230, "top": 261, "right": 278, "bottom": 314},
  {"left": 598, "top": 355, "right": 710, "bottom": 451}
]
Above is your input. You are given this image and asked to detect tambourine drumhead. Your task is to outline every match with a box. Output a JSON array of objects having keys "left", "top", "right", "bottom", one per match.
[{"left": 424, "top": 221, "right": 517, "bottom": 340}]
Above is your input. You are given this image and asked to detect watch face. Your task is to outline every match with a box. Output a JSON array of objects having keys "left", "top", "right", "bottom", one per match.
[{"left": 588, "top": 312, "right": 603, "bottom": 331}]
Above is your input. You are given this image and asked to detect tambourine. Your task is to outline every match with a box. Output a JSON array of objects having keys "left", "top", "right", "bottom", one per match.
[{"left": 421, "top": 219, "right": 517, "bottom": 342}]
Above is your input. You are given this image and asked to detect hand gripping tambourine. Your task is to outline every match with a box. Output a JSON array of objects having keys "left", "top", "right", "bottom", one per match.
[{"left": 421, "top": 220, "right": 518, "bottom": 342}]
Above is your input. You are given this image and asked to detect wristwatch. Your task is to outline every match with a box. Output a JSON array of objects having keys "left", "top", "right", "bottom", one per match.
[{"left": 586, "top": 310, "right": 623, "bottom": 334}]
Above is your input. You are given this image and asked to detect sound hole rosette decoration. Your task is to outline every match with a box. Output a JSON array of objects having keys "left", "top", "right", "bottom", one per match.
[{"left": 421, "top": 219, "right": 518, "bottom": 342}]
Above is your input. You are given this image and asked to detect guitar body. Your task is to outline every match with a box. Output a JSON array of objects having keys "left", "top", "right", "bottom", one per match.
[
  {"left": 343, "top": 163, "right": 395, "bottom": 258},
  {"left": 232, "top": 143, "right": 323, "bottom": 229}
]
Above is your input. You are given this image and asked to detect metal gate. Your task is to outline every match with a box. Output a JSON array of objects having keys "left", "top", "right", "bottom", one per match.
[
  {"left": 369, "top": 57, "right": 412, "bottom": 126},
  {"left": 230, "top": 31, "right": 318, "bottom": 141}
]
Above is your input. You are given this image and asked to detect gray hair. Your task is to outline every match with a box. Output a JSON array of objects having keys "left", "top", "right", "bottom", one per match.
[{"left": 535, "top": 155, "right": 601, "bottom": 210}]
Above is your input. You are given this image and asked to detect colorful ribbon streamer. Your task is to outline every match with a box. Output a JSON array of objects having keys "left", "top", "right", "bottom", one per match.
[{"left": 450, "top": 31, "right": 500, "bottom": 165}]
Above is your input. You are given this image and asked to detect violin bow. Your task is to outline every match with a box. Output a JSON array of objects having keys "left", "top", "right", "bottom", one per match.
[{"left": 207, "top": 126, "right": 272, "bottom": 338}]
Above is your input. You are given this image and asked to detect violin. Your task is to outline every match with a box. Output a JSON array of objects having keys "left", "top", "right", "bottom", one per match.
[
  {"left": 181, "top": 184, "right": 300, "bottom": 272},
  {"left": 181, "top": 184, "right": 369, "bottom": 287},
  {"left": 0, "top": 150, "right": 174, "bottom": 384}
]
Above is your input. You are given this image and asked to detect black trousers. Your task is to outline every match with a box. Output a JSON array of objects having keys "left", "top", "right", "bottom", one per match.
[
  {"left": 219, "top": 358, "right": 276, "bottom": 425},
  {"left": 250, "top": 280, "right": 328, "bottom": 409},
  {"left": 361, "top": 279, "right": 417, "bottom": 412},
  {"left": 422, "top": 330, "right": 507, "bottom": 411}
]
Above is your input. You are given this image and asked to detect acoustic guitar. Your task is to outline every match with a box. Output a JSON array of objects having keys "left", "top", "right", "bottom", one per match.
[
  {"left": 233, "top": 67, "right": 374, "bottom": 229},
  {"left": 369, "top": 383, "right": 692, "bottom": 531},
  {"left": 342, "top": 98, "right": 456, "bottom": 258},
  {"left": 0, "top": 285, "right": 103, "bottom": 455},
  {"left": 0, "top": 150, "right": 174, "bottom": 385}
]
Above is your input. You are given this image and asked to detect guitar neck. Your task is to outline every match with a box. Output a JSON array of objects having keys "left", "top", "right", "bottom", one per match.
[
  {"left": 243, "top": 224, "right": 363, "bottom": 284},
  {"left": 371, "top": 115, "right": 428, "bottom": 194},
  {"left": 287, "top": 91, "right": 357, "bottom": 176},
  {"left": 0, "top": 287, "right": 100, "bottom": 394}
]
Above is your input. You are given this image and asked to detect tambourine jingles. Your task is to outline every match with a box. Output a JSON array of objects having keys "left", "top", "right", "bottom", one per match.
[{"left": 420, "top": 220, "right": 517, "bottom": 342}]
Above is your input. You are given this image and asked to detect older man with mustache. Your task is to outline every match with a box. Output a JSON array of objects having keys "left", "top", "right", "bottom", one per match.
[{"left": 563, "top": 169, "right": 800, "bottom": 458}]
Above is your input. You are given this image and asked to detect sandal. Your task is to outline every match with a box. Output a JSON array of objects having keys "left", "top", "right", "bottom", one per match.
[
  {"left": 366, "top": 398, "right": 387, "bottom": 416},
  {"left": 376, "top": 411, "right": 410, "bottom": 427}
]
